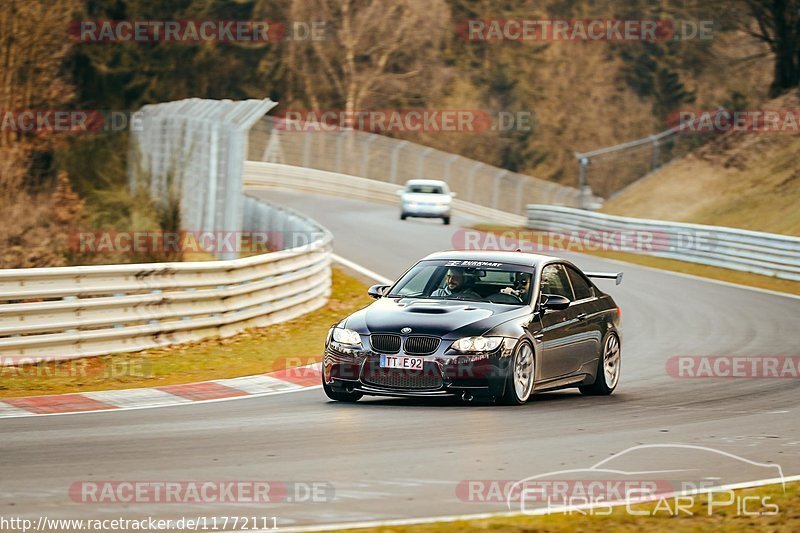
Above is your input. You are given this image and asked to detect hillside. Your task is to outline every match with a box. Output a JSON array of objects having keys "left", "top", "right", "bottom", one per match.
[{"left": 601, "top": 91, "right": 800, "bottom": 236}]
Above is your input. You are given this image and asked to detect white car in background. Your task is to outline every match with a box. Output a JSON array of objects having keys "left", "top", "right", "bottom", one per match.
[{"left": 397, "top": 179, "right": 455, "bottom": 225}]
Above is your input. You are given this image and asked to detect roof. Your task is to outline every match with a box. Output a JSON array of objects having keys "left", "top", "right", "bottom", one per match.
[
  {"left": 404, "top": 179, "right": 448, "bottom": 186},
  {"left": 420, "top": 250, "right": 560, "bottom": 267}
]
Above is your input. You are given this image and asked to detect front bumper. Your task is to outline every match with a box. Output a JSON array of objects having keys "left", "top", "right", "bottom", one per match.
[{"left": 323, "top": 337, "right": 514, "bottom": 399}]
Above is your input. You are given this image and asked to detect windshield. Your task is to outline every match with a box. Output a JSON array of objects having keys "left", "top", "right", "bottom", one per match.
[
  {"left": 387, "top": 260, "right": 534, "bottom": 305},
  {"left": 406, "top": 184, "right": 444, "bottom": 194}
]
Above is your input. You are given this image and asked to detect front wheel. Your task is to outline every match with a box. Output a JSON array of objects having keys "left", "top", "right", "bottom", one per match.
[
  {"left": 580, "top": 333, "right": 620, "bottom": 396},
  {"left": 322, "top": 378, "right": 362, "bottom": 402},
  {"left": 442, "top": 216, "right": 451, "bottom": 225},
  {"left": 400, "top": 213, "right": 407, "bottom": 220},
  {"left": 501, "top": 341, "right": 535, "bottom": 405}
]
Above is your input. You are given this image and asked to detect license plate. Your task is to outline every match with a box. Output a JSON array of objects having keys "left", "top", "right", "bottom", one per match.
[{"left": 380, "top": 355, "right": 423, "bottom": 370}]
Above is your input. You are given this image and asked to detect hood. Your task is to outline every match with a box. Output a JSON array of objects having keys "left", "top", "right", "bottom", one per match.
[{"left": 344, "top": 297, "right": 529, "bottom": 338}]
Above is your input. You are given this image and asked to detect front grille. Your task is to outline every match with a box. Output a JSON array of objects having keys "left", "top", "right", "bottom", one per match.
[
  {"left": 370, "top": 334, "right": 401, "bottom": 353},
  {"left": 403, "top": 336, "right": 441, "bottom": 355},
  {"left": 363, "top": 361, "right": 444, "bottom": 390}
]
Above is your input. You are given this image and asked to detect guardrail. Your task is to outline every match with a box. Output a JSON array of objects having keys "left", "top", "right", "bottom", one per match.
[
  {"left": 527, "top": 205, "right": 800, "bottom": 281},
  {"left": 244, "top": 161, "right": 527, "bottom": 227},
  {"left": 0, "top": 199, "right": 332, "bottom": 364}
]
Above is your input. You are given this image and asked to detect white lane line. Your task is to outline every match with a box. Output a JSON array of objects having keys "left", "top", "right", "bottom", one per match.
[
  {"left": 269, "top": 474, "right": 800, "bottom": 532},
  {"left": 332, "top": 253, "right": 393, "bottom": 285}
]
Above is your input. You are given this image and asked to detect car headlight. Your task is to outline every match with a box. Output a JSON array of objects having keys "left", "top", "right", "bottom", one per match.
[
  {"left": 451, "top": 336, "right": 503, "bottom": 353},
  {"left": 332, "top": 327, "right": 362, "bottom": 346}
]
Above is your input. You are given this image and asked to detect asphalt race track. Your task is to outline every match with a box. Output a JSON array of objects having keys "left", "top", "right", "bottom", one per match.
[{"left": 1, "top": 190, "right": 799, "bottom": 529}]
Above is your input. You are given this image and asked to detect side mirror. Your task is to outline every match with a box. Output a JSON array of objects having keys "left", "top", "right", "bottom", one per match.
[
  {"left": 539, "top": 294, "right": 570, "bottom": 311},
  {"left": 450, "top": 191, "right": 457, "bottom": 197},
  {"left": 396, "top": 189, "right": 405, "bottom": 196},
  {"left": 368, "top": 284, "right": 390, "bottom": 299}
]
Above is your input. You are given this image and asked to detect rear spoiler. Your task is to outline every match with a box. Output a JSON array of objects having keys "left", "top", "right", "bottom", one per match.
[{"left": 585, "top": 271, "right": 623, "bottom": 285}]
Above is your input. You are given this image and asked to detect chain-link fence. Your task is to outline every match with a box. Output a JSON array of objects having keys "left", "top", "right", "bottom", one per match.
[
  {"left": 130, "top": 98, "right": 277, "bottom": 259},
  {"left": 248, "top": 117, "right": 586, "bottom": 214},
  {"left": 576, "top": 123, "right": 716, "bottom": 199}
]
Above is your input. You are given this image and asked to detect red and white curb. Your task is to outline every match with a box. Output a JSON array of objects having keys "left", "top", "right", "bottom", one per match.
[{"left": 0, "top": 363, "right": 322, "bottom": 418}]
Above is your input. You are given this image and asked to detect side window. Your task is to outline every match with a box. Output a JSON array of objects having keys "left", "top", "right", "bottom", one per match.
[
  {"left": 540, "top": 264, "right": 574, "bottom": 300},
  {"left": 565, "top": 266, "right": 594, "bottom": 300}
]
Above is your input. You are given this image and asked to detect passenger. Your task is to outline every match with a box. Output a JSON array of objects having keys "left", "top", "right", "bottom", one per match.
[
  {"left": 501, "top": 272, "right": 532, "bottom": 302},
  {"left": 432, "top": 267, "right": 481, "bottom": 299}
]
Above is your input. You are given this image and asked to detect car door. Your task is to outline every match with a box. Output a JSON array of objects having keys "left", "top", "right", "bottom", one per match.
[
  {"left": 564, "top": 264, "right": 604, "bottom": 372},
  {"left": 536, "top": 263, "right": 579, "bottom": 380}
]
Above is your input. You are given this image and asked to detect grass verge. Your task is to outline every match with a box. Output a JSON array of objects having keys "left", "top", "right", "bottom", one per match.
[
  {"left": 0, "top": 266, "right": 372, "bottom": 398},
  {"left": 342, "top": 480, "right": 799, "bottom": 532},
  {"left": 472, "top": 225, "right": 800, "bottom": 296}
]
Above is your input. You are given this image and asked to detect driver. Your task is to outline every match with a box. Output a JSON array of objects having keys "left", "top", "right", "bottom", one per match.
[
  {"left": 500, "top": 272, "right": 532, "bottom": 302},
  {"left": 432, "top": 267, "right": 481, "bottom": 299}
]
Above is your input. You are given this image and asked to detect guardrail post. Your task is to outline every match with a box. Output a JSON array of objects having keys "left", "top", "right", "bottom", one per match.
[
  {"left": 417, "top": 147, "right": 434, "bottom": 179},
  {"left": 335, "top": 131, "right": 346, "bottom": 173},
  {"left": 389, "top": 141, "right": 408, "bottom": 184},
  {"left": 578, "top": 156, "right": 589, "bottom": 191},
  {"left": 205, "top": 123, "right": 219, "bottom": 232},
  {"left": 467, "top": 162, "right": 481, "bottom": 203},
  {"left": 444, "top": 154, "right": 458, "bottom": 186},
  {"left": 650, "top": 134, "right": 660, "bottom": 171},
  {"left": 303, "top": 131, "right": 312, "bottom": 168},
  {"left": 491, "top": 170, "right": 507, "bottom": 210},
  {"left": 362, "top": 135, "right": 378, "bottom": 179},
  {"left": 515, "top": 178, "right": 526, "bottom": 215}
]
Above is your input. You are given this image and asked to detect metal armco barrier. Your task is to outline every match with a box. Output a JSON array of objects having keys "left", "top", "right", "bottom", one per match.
[
  {"left": 0, "top": 200, "right": 332, "bottom": 365},
  {"left": 244, "top": 161, "right": 527, "bottom": 227},
  {"left": 527, "top": 205, "right": 800, "bottom": 281}
]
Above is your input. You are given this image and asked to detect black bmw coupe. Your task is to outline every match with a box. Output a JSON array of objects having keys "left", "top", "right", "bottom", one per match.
[{"left": 322, "top": 251, "right": 622, "bottom": 405}]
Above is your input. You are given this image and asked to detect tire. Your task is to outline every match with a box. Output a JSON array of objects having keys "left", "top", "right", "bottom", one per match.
[
  {"left": 501, "top": 341, "right": 535, "bottom": 405},
  {"left": 322, "top": 377, "right": 363, "bottom": 403},
  {"left": 443, "top": 216, "right": 450, "bottom": 225},
  {"left": 400, "top": 213, "right": 407, "bottom": 220},
  {"left": 580, "top": 333, "right": 620, "bottom": 396}
]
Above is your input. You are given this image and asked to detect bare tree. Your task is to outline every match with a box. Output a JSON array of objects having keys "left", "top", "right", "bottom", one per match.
[
  {"left": 0, "top": 0, "right": 78, "bottom": 147},
  {"left": 743, "top": 0, "right": 800, "bottom": 96},
  {"left": 284, "top": 0, "right": 449, "bottom": 116}
]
